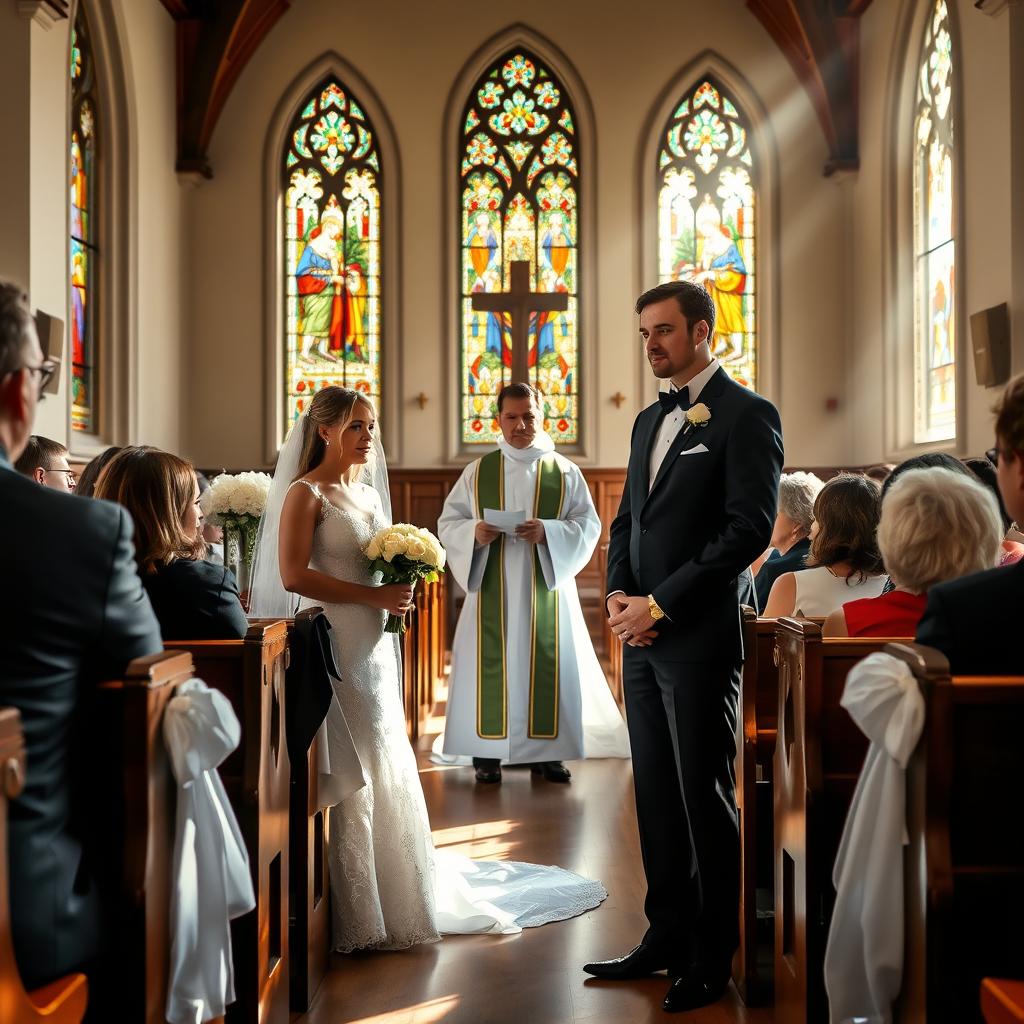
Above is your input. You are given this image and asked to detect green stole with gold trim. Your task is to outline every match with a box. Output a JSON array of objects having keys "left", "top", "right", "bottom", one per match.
[{"left": 474, "top": 449, "right": 565, "bottom": 740}]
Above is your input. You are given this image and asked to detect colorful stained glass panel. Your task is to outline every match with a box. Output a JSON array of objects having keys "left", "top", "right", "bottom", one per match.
[
  {"left": 69, "top": 8, "right": 98, "bottom": 433},
  {"left": 460, "top": 51, "right": 580, "bottom": 445},
  {"left": 913, "top": 0, "right": 956, "bottom": 442},
  {"left": 658, "top": 79, "right": 757, "bottom": 389},
  {"left": 283, "top": 79, "right": 382, "bottom": 436}
]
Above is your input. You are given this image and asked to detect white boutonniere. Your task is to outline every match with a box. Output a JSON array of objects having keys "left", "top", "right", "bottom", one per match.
[{"left": 685, "top": 403, "right": 712, "bottom": 427}]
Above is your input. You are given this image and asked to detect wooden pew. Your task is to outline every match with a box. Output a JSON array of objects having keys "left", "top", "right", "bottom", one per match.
[
  {"left": 888, "top": 644, "right": 1024, "bottom": 1024},
  {"left": 92, "top": 650, "right": 194, "bottom": 1023},
  {"left": 402, "top": 578, "right": 446, "bottom": 741},
  {"left": 165, "top": 623, "right": 290, "bottom": 1024},
  {"left": 772, "top": 618, "right": 908, "bottom": 1024},
  {"left": 982, "top": 979, "right": 1024, "bottom": 1024},
  {"left": 0, "top": 707, "right": 89, "bottom": 1024}
]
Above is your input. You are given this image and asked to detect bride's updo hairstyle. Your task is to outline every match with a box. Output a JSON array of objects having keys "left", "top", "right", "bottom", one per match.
[
  {"left": 95, "top": 445, "right": 206, "bottom": 573},
  {"left": 294, "top": 385, "right": 376, "bottom": 483}
]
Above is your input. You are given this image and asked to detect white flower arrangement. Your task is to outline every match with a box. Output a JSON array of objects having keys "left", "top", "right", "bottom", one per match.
[
  {"left": 365, "top": 523, "right": 446, "bottom": 633},
  {"left": 200, "top": 471, "right": 273, "bottom": 586},
  {"left": 685, "top": 402, "right": 712, "bottom": 427}
]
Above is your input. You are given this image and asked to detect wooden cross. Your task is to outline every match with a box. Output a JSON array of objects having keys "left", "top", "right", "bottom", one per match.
[{"left": 471, "top": 260, "right": 569, "bottom": 388}]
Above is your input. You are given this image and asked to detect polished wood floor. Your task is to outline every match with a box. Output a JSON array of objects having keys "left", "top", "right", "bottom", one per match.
[{"left": 294, "top": 724, "right": 774, "bottom": 1024}]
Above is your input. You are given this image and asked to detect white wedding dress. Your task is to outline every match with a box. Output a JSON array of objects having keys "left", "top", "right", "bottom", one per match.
[{"left": 294, "top": 479, "right": 607, "bottom": 952}]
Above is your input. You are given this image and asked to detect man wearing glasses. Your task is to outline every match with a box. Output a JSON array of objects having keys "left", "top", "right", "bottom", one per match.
[
  {"left": 916, "top": 373, "right": 1024, "bottom": 675},
  {"left": 15, "top": 435, "right": 76, "bottom": 492},
  {"left": 0, "top": 280, "right": 162, "bottom": 992}
]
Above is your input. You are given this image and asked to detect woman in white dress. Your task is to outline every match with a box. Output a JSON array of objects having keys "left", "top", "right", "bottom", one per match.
[
  {"left": 250, "top": 387, "right": 605, "bottom": 952},
  {"left": 762, "top": 473, "right": 886, "bottom": 618}
]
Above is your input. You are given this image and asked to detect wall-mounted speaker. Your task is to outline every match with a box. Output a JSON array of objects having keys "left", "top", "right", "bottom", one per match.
[
  {"left": 970, "top": 302, "right": 1010, "bottom": 388},
  {"left": 33, "top": 310, "right": 64, "bottom": 395}
]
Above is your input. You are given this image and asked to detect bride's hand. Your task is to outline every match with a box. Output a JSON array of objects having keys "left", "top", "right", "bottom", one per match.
[{"left": 372, "top": 583, "right": 415, "bottom": 616}]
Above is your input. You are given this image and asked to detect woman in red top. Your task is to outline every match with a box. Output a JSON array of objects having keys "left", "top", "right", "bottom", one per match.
[{"left": 824, "top": 466, "right": 1004, "bottom": 638}]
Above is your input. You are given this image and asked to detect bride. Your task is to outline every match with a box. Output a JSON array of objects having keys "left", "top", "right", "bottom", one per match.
[{"left": 249, "top": 385, "right": 606, "bottom": 952}]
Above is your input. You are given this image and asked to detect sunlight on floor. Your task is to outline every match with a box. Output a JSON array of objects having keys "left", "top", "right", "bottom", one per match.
[
  {"left": 431, "top": 819, "right": 520, "bottom": 860},
  {"left": 350, "top": 994, "right": 460, "bottom": 1024}
]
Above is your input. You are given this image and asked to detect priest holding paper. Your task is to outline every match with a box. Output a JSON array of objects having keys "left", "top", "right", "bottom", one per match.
[{"left": 439, "top": 383, "right": 624, "bottom": 784}]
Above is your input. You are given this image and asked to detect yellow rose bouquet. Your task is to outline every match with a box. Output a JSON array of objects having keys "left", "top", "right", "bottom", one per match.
[{"left": 365, "top": 524, "right": 447, "bottom": 634}]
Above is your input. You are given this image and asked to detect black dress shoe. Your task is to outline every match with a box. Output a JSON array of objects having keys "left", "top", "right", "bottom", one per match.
[
  {"left": 473, "top": 757, "right": 501, "bottom": 784},
  {"left": 662, "top": 973, "right": 729, "bottom": 1012},
  {"left": 531, "top": 761, "right": 572, "bottom": 783},
  {"left": 582, "top": 941, "right": 681, "bottom": 980}
]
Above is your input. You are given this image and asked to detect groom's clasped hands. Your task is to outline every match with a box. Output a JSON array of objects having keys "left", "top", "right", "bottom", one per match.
[{"left": 607, "top": 593, "right": 658, "bottom": 649}]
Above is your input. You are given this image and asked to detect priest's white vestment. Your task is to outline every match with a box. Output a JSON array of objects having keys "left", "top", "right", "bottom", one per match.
[{"left": 439, "top": 432, "right": 627, "bottom": 762}]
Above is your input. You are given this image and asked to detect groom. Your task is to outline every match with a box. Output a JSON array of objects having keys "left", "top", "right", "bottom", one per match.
[{"left": 583, "top": 281, "right": 783, "bottom": 1012}]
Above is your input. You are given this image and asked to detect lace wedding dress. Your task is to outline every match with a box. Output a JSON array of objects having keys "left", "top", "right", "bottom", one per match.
[{"left": 295, "top": 479, "right": 607, "bottom": 952}]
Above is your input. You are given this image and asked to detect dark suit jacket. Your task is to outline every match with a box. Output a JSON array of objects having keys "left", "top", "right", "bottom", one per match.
[
  {"left": 142, "top": 559, "right": 249, "bottom": 640},
  {"left": 0, "top": 451, "right": 162, "bottom": 988},
  {"left": 915, "top": 561, "right": 1023, "bottom": 675},
  {"left": 754, "top": 537, "right": 811, "bottom": 612},
  {"left": 607, "top": 367, "right": 784, "bottom": 661},
  {"left": 285, "top": 610, "right": 339, "bottom": 764}
]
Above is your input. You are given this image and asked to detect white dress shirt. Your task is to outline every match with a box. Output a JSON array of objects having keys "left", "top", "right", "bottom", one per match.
[{"left": 648, "top": 359, "right": 720, "bottom": 489}]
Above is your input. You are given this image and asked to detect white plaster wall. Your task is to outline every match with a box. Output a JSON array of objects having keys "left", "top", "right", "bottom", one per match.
[{"left": 185, "top": 0, "right": 849, "bottom": 469}]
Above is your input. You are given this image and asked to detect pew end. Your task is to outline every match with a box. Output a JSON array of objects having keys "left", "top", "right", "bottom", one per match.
[{"left": 0, "top": 707, "right": 90, "bottom": 1024}]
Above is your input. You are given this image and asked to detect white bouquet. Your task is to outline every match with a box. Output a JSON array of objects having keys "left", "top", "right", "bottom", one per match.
[
  {"left": 365, "top": 524, "right": 446, "bottom": 634},
  {"left": 200, "top": 471, "right": 273, "bottom": 588}
]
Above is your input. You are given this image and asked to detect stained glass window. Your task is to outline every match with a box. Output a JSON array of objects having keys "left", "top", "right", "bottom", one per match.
[
  {"left": 657, "top": 79, "right": 757, "bottom": 389},
  {"left": 914, "top": 0, "right": 956, "bottom": 442},
  {"left": 282, "top": 78, "right": 381, "bottom": 436},
  {"left": 460, "top": 51, "right": 580, "bottom": 445},
  {"left": 70, "top": 5, "right": 99, "bottom": 433}
]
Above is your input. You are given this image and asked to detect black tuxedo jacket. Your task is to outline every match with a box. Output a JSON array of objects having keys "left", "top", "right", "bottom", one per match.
[
  {"left": 0, "top": 453, "right": 163, "bottom": 988},
  {"left": 915, "top": 560, "right": 1023, "bottom": 675},
  {"left": 607, "top": 367, "right": 784, "bottom": 661},
  {"left": 142, "top": 558, "right": 249, "bottom": 640}
]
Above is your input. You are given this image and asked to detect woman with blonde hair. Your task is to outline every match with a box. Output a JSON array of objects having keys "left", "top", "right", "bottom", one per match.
[
  {"left": 95, "top": 446, "right": 248, "bottom": 639},
  {"left": 762, "top": 473, "right": 887, "bottom": 618},
  {"left": 823, "top": 467, "right": 1003, "bottom": 637},
  {"left": 249, "top": 385, "right": 605, "bottom": 956}
]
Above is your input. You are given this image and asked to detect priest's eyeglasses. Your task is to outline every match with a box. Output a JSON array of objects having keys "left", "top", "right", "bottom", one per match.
[{"left": 21, "top": 360, "right": 57, "bottom": 399}]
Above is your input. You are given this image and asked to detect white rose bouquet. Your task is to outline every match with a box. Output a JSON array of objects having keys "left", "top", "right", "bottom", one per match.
[
  {"left": 200, "top": 470, "right": 273, "bottom": 589},
  {"left": 365, "top": 524, "right": 447, "bottom": 634}
]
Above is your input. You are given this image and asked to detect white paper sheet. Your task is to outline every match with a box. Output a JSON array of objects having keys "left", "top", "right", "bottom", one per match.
[{"left": 483, "top": 508, "right": 528, "bottom": 534}]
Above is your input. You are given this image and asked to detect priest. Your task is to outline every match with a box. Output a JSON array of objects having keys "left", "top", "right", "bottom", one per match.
[{"left": 439, "top": 382, "right": 624, "bottom": 784}]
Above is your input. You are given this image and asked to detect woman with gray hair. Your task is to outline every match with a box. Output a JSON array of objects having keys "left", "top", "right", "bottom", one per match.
[
  {"left": 754, "top": 470, "right": 824, "bottom": 610},
  {"left": 823, "top": 466, "right": 1003, "bottom": 637}
]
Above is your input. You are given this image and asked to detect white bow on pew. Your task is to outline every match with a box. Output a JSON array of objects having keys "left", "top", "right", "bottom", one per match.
[
  {"left": 824, "top": 651, "right": 925, "bottom": 1024},
  {"left": 163, "top": 679, "right": 256, "bottom": 1024}
]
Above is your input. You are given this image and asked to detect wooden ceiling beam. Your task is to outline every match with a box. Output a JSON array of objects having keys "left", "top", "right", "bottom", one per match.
[
  {"left": 747, "top": 0, "right": 873, "bottom": 174},
  {"left": 165, "top": 0, "right": 291, "bottom": 177}
]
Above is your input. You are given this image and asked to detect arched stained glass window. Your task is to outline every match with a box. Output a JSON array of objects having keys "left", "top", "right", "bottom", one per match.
[
  {"left": 460, "top": 51, "right": 580, "bottom": 445},
  {"left": 657, "top": 79, "right": 756, "bottom": 389},
  {"left": 282, "top": 78, "right": 381, "bottom": 437},
  {"left": 70, "top": 5, "right": 99, "bottom": 433},
  {"left": 913, "top": 0, "right": 956, "bottom": 442}
]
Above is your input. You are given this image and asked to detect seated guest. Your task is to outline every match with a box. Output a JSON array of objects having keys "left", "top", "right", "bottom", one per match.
[
  {"left": 196, "top": 471, "right": 224, "bottom": 564},
  {"left": 754, "top": 471, "right": 823, "bottom": 611},
  {"left": 763, "top": 473, "right": 886, "bottom": 617},
  {"left": 0, "top": 282, "right": 162, "bottom": 989},
  {"left": 13, "top": 434, "right": 76, "bottom": 491},
  {"left": 964, "top": 456, "right": 1024, "bottom": 565},
  {"left": 75, "top": 444, "right": 121, "bottom": 498},
  {"left": 864, "top": 463, "right": 895, "bottom": 487},
  {"left": 95, "top": 447, "right": 249, "bottom": 640},
  {"left": 823, "top": 467, "right": 1003, "bottom": 637},
  {"left": 916, "top": 374, "right": 1024, "bottom": 673}
]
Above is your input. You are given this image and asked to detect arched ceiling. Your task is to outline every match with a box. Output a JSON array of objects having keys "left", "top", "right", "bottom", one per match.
[{"left": 156, "top": 0, "right": 872, "bottom": 178}]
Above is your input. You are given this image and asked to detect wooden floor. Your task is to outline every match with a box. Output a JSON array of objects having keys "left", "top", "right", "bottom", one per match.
[{"left": 294, "top": 727, "right": 775, "bottom": 1024}]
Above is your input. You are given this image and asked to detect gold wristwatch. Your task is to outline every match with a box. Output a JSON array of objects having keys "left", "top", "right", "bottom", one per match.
[{"left": 647, "top": 594, "right": 666, "bottom": 621}]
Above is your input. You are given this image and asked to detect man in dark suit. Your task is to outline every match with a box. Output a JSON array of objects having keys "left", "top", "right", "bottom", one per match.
[
  {"left": 583, "top": 281, "right": 783, "bottom": 1012},
  {"left": 0, "top": 282, "right": 163, "bottom": 989},
  {"left": 915, "top": 373, "right": 1024, "bottom": 675}
]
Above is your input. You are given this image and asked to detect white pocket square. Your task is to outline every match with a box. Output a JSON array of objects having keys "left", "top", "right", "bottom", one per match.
[{"left": 679, "top": 443, "right": 709, "bottom": 456}]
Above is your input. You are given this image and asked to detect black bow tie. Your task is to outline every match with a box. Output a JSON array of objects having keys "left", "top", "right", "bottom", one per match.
[{"left": 658, "top": 388, "right": 691, "bottom": 414}]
